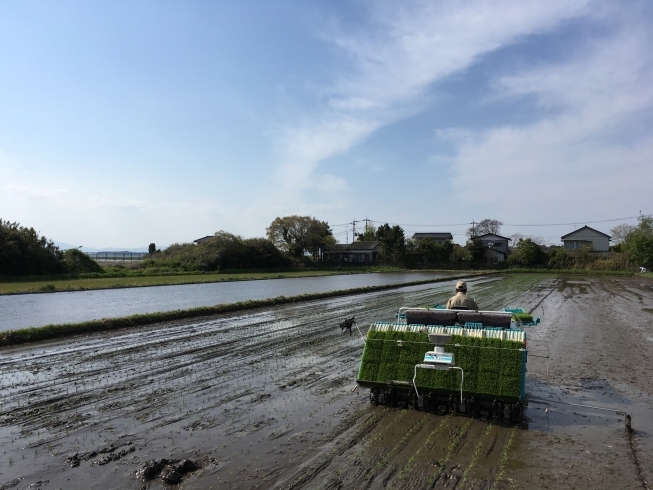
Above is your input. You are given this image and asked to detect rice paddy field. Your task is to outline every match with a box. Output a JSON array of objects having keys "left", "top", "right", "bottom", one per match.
[
  {"left": 0, "top": 273, "right": 652, "bottom": 489},
  {"left": 0, "top": 268, "right": 400, "bottom": 295}
]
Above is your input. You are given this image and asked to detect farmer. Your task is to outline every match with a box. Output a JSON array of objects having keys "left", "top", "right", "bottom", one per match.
[{"left": 446, "top": 280, "right": 479, "bottom": 311}]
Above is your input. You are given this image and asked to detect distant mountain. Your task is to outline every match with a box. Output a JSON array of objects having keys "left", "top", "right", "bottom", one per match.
[{"left": 53, "top": 241, "right": 151, "bottom": 253}]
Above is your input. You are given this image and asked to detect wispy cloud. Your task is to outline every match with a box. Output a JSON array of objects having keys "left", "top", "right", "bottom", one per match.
[
  {"left": 276, "top": 0, "right": 590, "bottom": 193},
  {"left": 449, "top": 17, "right": 653, "bottom": 220}
]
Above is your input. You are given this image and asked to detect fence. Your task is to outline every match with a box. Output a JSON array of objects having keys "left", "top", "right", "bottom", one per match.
[{"left": 85, "top": 252, "right": 149, "bottom": 261}]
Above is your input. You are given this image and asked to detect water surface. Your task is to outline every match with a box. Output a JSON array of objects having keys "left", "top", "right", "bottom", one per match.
[{"left": 0, "top": 271, "right": 456, "bottom": 330}]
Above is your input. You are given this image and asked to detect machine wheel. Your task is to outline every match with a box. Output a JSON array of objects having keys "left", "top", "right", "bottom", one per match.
[
  {"left": 370, "top": 389, "right": 379, "bottom": 406},
  {"left": 408, "top": 391, "right": 417, "bottom": 409}
]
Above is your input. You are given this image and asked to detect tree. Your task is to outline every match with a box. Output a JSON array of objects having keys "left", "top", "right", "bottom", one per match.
[
  {"left": 508, "top": 238, "right": 546, "bottom": 267},
  {"left": 155, "top": 231, "right": 291, "bottom": 271},
  {"left": 266, "top": 216, "right": 336, "bottom": 259},
  {"left": 63, "top": 248, "right": 104, "bottom": 273},
  {"left": 356, "top": 224, "right": 377, "bottom": 241},
  {"left": 610, "top": 223, "right": 636, "bottom": 245},
  {"left": 406, "top": 238, "right": 454, "bottom": 264},
  {"left": 375, "top": 224, "right": 405, "bottom": 265},
  {"left": 466, "top": 239, "right": 486, "bottom": 267},
  {"left": 148, "top": 243, "right": 156, "bottom": 255},
  {"left": 467, "top": 219, "right": 503, "bottom": 238},
  {"left": 623, "top": 215, "right": 653, "bottom": 267},
  {"left": 451, "top": 244, "right": 470, "bottom": 263},
  {"left": 0, "top": 219, "right": 66, "bottom": 276}
]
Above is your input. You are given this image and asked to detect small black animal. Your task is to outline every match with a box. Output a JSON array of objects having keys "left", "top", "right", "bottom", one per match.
[{"left": 339, "top": 316, "right": 356, "bottom": 336}]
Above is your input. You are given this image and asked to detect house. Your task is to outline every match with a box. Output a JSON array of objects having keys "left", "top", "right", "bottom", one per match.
[
  {"left": 472, "top": 233, "right": 511, "bottom": 264},
  {"left": 411, "top": 232, "right": 453, "bottom": 245},
  {"left": 561, "top": 226, "right": 611, "bottom": 252},
  {"left": 323, "top": 241, "right": 381, "bottom": 264},
  {"left": 193, "top": 236, "right": 214, "bottom": 244}
]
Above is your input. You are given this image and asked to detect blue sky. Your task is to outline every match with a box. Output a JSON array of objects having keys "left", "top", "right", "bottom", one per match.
[{"left": 1, "top": 1, "right": 651, "bottom": 248}]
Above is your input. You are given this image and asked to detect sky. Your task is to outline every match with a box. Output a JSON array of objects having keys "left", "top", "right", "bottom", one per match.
[{"left": 1, "top": 0, "right": 652, "bottom": 249}]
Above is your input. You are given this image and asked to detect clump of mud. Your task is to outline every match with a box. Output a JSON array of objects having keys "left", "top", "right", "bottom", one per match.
[
  {"left": 65, "top": 444, "right": 136, "bottom": 468},
  {"left": 136, "top": 458, "right": 198, "bottom": 484}
]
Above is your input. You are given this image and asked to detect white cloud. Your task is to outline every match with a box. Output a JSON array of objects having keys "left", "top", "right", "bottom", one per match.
[
  {"left": 449, "top": 21, "right": 653, "bottom": 221},
  {"left": 275, "top": 0, "right": 591, "bottom": 197}
]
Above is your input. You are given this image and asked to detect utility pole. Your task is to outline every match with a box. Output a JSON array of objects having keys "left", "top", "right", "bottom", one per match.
[
  {"left": 352, "top": 218, "right": 357, "bottom": 242},
  {"left": 471, "top": 220, "right": 476, "bottom": 238}
]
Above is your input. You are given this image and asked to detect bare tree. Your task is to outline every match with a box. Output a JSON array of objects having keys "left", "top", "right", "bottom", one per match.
[
  {"left": 509, "top": 233, "right": 524, "bottom": 250},
  {"left": 610, "top": 223, "right": 636, "bottom": 245},
  {"left": 467, "top": 219, "right": 503, "bottom": 238}
]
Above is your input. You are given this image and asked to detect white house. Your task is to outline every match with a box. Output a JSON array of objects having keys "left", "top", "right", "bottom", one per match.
[
  {"left": 561, "top": 226, "right": 611, "bottom": 252},
  {"left": 472, "top": 233, "right": 511, "bottom": 264},
  {"left": 412, "top": 232, "right": 453, "bottom": 245}
]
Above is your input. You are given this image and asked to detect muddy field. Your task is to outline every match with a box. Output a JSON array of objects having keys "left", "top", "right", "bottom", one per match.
[{"left": 0, "top": 274, "right": 652, "bottom": 489}]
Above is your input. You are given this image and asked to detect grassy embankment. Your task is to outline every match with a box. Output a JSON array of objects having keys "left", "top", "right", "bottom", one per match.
[
  {"left": 0, "top": 274, "right": 484, "bottom": 348},
  {"left": 0, "top": 266, "right": 403, "bottom": 295}
]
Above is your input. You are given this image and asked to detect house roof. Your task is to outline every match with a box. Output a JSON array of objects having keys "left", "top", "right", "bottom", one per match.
[
  {"left": 347, "top": 241, "right": 380, "bottom": 250},
  {"left": 323, "top": 241, "right": 380, "bottom": 252},
  {"left": 412, "top": 232, "right": 453, "bottom": 240},
  {"left": 560, "top": 225, "right": 611, "bottom": 240},
  {"left": 193, "top": 236, "right": 215, "bottom": 244},
  {"left": 472, "top": 233, "right": 511, "bottom": 241}
]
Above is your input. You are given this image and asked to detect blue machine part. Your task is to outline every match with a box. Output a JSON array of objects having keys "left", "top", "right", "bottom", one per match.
[{"left": 503, "top": 307, "right": 526, "bottom": 314}]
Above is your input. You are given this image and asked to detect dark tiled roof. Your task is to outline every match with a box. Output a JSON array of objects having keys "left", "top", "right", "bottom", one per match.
[
  {"left": 193, "top": 236, "right": 215, "bottom": 244},
  {"left": 412, "top": 233, "right": 453, "bottom": 240},
  {"left": 347, "top": 241, "right": 380, "bottom": 250}
]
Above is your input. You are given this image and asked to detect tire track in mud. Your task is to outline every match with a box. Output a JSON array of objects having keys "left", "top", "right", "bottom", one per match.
[{"left": 0, "top": 274, "right": 553, "bottom": 489}]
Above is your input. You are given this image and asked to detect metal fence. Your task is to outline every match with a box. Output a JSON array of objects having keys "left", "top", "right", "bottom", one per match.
[{"left": 85, "top": 252, "right": 149, "bottom": 261}]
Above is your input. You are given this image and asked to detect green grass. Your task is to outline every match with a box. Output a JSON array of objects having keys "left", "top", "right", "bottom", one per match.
[
  {"left": 358, "top": 331, "right": 525, "bottom": 400},
  {"left": 0, "top": 267, "right": 405, "bottom": 295}
]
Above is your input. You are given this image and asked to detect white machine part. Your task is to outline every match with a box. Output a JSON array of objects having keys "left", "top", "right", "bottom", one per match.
[{"left": 423, "top": 334, "right": 455, "bottom": 368}]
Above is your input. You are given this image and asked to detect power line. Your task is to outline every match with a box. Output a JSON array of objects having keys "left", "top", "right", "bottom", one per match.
[
  {"left": 352, "top": 214, "right": 646, "bottom": 229},
  {"left": 502, "top": 215, "right": 643, "bottom": 227}
]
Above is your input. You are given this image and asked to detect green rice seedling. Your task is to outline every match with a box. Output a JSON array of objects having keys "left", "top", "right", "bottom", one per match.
[{"left": 512, "top": 312, "right": 533, "bottom": 323}]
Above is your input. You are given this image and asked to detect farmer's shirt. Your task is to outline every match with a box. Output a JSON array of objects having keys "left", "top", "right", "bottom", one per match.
[{"left": 446, "top": 292, "right": 479, "bottom": 311}]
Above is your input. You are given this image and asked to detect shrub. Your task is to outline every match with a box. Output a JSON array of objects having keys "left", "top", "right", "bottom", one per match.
[{"left": 63, "top": 249, "right": 104, "bottom": 274}]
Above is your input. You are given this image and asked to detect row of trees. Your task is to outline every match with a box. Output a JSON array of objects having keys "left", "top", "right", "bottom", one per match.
[
  {"left": 0, "top": 220, "right": 103, "bottom": 276},
  {"left": 144, "top": 213, "right": 653, "bottom": 272},
  {"left": 4, "top": 214, "right": 651, "bottom": 276}
]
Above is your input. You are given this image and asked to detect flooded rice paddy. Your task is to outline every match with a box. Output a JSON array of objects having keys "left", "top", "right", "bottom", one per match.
[
  {"left": 0, "top": 271, "right": 455, "bottom": 331},
  {"left": 0, "top": 273, "right": 652, "bottom": 489}
]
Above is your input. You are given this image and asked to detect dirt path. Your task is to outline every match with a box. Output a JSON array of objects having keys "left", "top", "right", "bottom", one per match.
[{"left": 0, "top": 274, "right": 650, "bottom": 489}]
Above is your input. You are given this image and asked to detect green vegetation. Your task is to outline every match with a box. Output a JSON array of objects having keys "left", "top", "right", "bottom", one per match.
[
  {"left": 0, "top": 220, "right": 105, "bottom": 276},
  {"left": 358, "top": 331, "right": 524, "bottom": 400},
  {"left": 405, "top": 237, "right": 454, "bottom": 267},
  {"left": 512, "top": 312, "right": 533, "bottom": 322},
  {"left": 147, "top": 231, "right": 291, "bottom": 271},
  {"left": 0, "top": 275, "right": 466, "bottom": 346},
  {"left": 266, "top": 215, "right": 335, "bottom": 259}
]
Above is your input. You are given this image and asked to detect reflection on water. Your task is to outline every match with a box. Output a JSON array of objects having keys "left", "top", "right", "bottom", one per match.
[{"left": 0, "top": 272, "right": 456, "bottom": 331}]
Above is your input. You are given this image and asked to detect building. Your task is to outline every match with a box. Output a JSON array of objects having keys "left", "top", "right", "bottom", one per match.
[
  {"left": 323, "top": 241, "right": 381, "bottom": 264},
  {"left": 411, "top": 232, "right": 453, "bottom": 244},
  {"left": 472, "top": 233, "right": 511, "bottom": 264},
  {"left": 193, "top": 236, "right": 215, "bottom": 244},
  {"left": 561, "top": 226, "right": 611, "bottom": 252}
]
